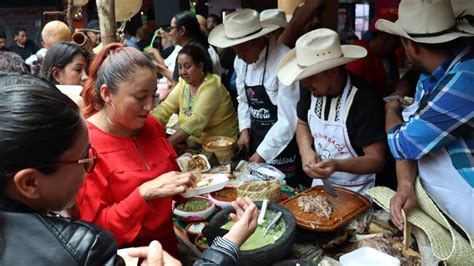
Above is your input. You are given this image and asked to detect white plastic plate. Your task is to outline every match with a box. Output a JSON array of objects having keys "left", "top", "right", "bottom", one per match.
[
  {"left": 176, "top": 154, "right": 211, "bottom": 172},
  {"left": 180, "top": 174, "right": 229, "bottom": 198},
  {"left": 339, "top": 247, "right": 400, "bottom": 266}
]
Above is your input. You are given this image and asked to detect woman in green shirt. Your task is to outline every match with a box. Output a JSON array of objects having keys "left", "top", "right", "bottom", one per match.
[{"left": 152, "top": 44, "right": 238, "bottom": 145}]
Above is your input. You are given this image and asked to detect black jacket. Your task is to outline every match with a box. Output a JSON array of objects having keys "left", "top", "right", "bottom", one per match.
[
  {"left": 0, "top": 197, "right": 237, "bottom": 265},
  {"left": 0, "top": 196, "right": 122, "bottom": 266}
]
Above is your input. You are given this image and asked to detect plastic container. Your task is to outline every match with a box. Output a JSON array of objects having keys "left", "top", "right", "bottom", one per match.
[
  {"left": 208, "top": 186, "right": 238, "bottom": 208},
  {"left": 185, "top": 221, "right": 208, "bottom": 243},
  {"left": 173, "top": 196, "right": 215, "bottom": 221},
  {"left": 180, "top": 174, "right": 229, "bottom": 198},
  {"left": 339, "top": 247, "right": 400, "bottom": 266},
  {"left": 176, "top": 154, "right": 211, "bottom": 173}
]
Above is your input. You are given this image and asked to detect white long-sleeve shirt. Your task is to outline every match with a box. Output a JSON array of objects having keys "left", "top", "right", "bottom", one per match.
[{"left": 234, "top": 37, "right": 299, "bottom": 162}]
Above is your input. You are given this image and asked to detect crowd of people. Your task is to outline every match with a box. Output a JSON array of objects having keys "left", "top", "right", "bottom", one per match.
[{"left": 0, "top": 0, "right": 472, "bottom": 265}]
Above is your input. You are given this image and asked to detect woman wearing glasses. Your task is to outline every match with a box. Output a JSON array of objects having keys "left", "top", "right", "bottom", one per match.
[
  {"left": 0, "top": 72, "right": 118, "bottom": 264},
  {"left": 78, "top": 43, "right": 193, "bottom": 255},
  {"left": 0, "top": 72, "right": 258, "bottom": 265}
]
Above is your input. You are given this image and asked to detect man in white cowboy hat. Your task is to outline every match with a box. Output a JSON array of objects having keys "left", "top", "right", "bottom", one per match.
[
  {"left": 209, "top": 9, "right": 304, "bottom": 187},
  {"left": 378, "top": 0, "right": 474, "bottom": 234},
  {"left": 277, "top": 28, "right": 387, "bottom": 197},
  {"left": 260, "top": 9, "right": 289, "bottom": 40}
]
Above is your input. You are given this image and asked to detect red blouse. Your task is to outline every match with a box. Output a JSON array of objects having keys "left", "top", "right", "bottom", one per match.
[{"left": 75, "top": 116, "right": 179, "bottom": 255}]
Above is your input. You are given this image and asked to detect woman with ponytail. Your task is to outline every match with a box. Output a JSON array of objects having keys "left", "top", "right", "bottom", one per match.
[{"left": 77, "top": 43, "right": 193, "bottom": 255}]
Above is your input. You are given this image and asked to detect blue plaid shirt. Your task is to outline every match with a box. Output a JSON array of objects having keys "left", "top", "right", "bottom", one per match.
[{"left": 387, "top": 45, "right": 474, "bottom": 187}]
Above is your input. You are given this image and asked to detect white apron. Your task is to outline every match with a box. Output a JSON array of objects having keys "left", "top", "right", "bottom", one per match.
[
  {"left": 308, "top": 75, "right": 375, "bottom": 197},
  {"left": 403, "top": 47, "right": 474, "bottom": 234}
]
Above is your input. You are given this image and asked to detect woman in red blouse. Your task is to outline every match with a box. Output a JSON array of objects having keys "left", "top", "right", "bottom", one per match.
[{"left": 77, "top": 43, "right": 193, "bottom": 256}]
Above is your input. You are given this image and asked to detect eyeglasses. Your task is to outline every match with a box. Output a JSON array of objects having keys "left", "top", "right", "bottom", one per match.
[
  {"left": 38, "top": 146, "right": 98, "bottom": 173},
  {"left": 9, "top": 146, "right": 98, "bottom": 175},
  {"left": 163, "top": 26, "right": 177, "bottom": 32}
]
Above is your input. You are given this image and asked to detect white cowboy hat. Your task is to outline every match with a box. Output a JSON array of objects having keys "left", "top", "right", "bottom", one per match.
[
  {"left": 375, "top": 0, "right": 472, "bottom": 44},
  {"left": 451, "top": 0, "right": 474, "bottom": 34},
  {"left": 208, "top": 9, "right": 279, "bottom": 48},
  {"left": 260, "top": 9, "right": 288, "bottom": 28},
  {"left": 367, "top": 178, "right": 474, "bottom": 264},
  {"left": 277, "top": 28, "right": 367, "bottom": 86}
]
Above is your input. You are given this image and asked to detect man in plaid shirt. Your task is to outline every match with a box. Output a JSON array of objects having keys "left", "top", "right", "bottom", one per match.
[{"left": 377, "top": 0, "right": 473, "bottom": 234}]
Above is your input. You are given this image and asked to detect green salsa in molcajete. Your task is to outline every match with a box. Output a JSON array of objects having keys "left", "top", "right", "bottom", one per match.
[{"left": 222, "top": 210, "right": 286, "bottom": 250}]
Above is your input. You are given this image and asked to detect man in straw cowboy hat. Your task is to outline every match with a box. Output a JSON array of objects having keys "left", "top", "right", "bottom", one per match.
[
  {"left": 277, "top": 28, "right": 387, "bottom": 197},
  {"left": 379, "top": 0, "right": 474, "bottom": 235},
  {"left": 209, "top": 9, "right": 304, "bottom": 187},
  {"left": 259, "top": 9, "right": 289, "bottom": 39}
]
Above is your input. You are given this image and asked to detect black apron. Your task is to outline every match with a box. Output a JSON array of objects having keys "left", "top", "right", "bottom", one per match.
[{"left": 243, "top": 41, "right": 302, "bottom": 187}]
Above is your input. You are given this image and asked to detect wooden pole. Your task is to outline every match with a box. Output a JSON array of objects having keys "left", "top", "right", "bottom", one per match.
[
  {"left": 96, "top": 0, "right": 117, "bottom": 45},
  {"left": 67, "top": 0, "right": 74, "bottom": 33}
]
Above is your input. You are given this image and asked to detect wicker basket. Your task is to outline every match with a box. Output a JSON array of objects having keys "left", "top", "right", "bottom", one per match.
[
  {"left": 202, "top": 136, "right": 236, "bottom": 164},
  {"left": 237, "top": 180, "right": 281, "bottom": 203}
]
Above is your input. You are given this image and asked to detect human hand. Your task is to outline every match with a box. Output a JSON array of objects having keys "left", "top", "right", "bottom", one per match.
[
  {"left": 128, "top": 240, "right": 182, "bottom": 266},
  {"left": 248, "top": 152, "right": 265, "bottom": 163},
  {"left": 145, "top": 47, "right": 162, "bottom": 60},
  {"left": 300, "top": 148, "right": 319, "bottom": 177},
  {"left": 224, "top": 197, "right": 258, "bottom": 247},
  {"left": 392, "top": 80, "right": 411, "bottom": 97},
  {"left": 237, "top": 129, "right": 250, "bottom": 152},
  {"left": 139, "top": 171, "right": 194, "bottom": 201},
  {"left": 385, "top": 99, "right": 402, "bottom": 113},
  {"left": 390, "top": 184, "right": 416, "bottom": 230},
  {"left": 304, "top": 159, "right": 337, "bottom": 179}
]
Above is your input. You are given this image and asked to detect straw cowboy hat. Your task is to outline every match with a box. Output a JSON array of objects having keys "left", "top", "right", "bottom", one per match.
[
  {"left": 367, "top": 179, "right": 474, "bottom": 265},
  {"left": 375, "top": 0, "right": 472, "bottom": 44},
  {"left": 277, "top": 28, "right": 367, "bottom": 86},
  {"left": 260, "top": 9, "right": 288, "bottom": 28},
  {"left": 208, "top": 9, "right": 279, "bottom": 48}
]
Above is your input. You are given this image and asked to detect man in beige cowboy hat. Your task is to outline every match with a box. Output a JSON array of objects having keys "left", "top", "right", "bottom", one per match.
[
  {"left": 379, "top": 0, "right": 474, "bottom": 234},
  {"left": 209, "top": 9, "right": 304, "bottom": 187},
  {"left": 277, "top": 28, "right": 387, "bottom": 197}
]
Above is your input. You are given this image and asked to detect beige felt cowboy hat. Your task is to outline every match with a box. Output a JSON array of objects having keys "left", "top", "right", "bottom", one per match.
[
  {"left": 260, "top": 9, "right": 288, "bottom": 28},
  {"left": 451, "top": 0, "right": 474, "bottom": 34},
  {"left": 367, "top": 178, "right": 474, "bottom": 265},
  {"left": 208, "top": 9, "right": 279, "bottom": 48},
  {"left": 375, "top": 0, "right": 472, "bottom": 44},
  {"left": 277, "top": 28, "right": 367, "bottom": 86}
]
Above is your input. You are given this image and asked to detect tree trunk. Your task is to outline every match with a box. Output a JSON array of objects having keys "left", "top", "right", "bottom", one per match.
[
  {"left": 67, "top": 0, "right": 74, "bottom": 33},
  {"left": 96, "top": 0, "right": 117, "bottom": 45}
]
